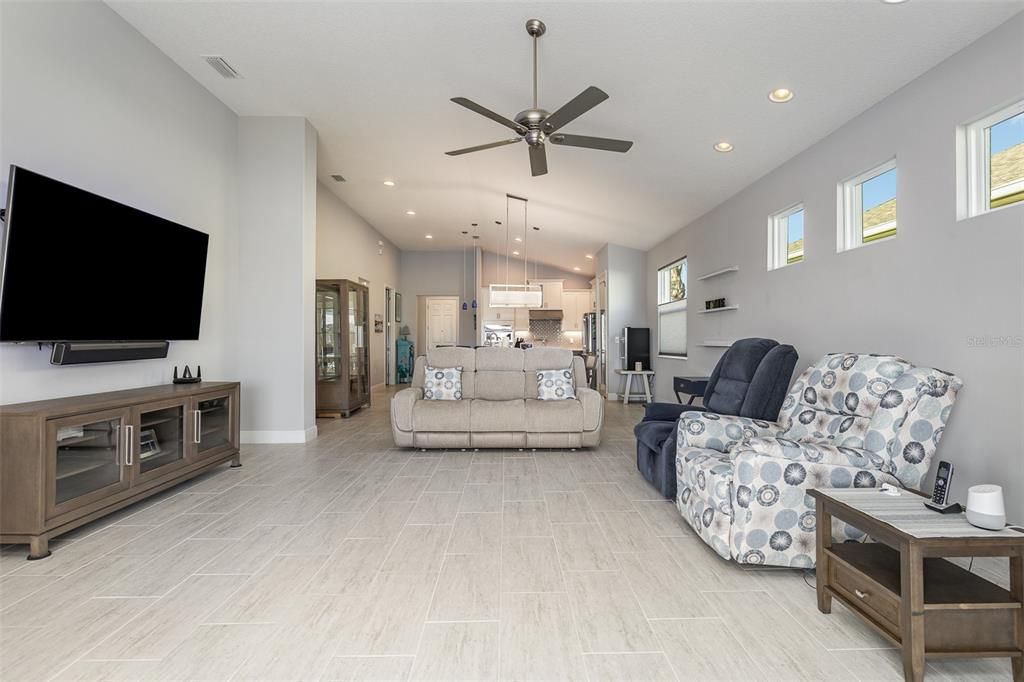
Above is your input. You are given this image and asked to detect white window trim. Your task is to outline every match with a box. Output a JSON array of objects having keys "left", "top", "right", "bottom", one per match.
[
  {"left": 837, "top": 158, "right": 897, "bottom": 253},
  {"left": 767, "top": 202, "right": 804, "bottom": 271},
  {"left": 657, "top": 257, "right": 686, "bottom": 306},
  {"left": 957, "top": 98, "right": 1024, "bottom": 221}
]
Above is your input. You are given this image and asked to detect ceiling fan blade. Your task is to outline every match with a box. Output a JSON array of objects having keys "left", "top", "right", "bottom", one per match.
[
  {"left": 549, "top": 133, "right": 633, "bottom": 153},
  {"left": 529, "top": 144, "right": 548, "bottom": 176},
  {"left": 451, "top": 97, "right": 527, "bottom": 134},
  {"left": 445, "top": 138, "right": 522, "bottom": 156},
  {"left": 543, "top": 86, "right": 609, "bottom": 133}
]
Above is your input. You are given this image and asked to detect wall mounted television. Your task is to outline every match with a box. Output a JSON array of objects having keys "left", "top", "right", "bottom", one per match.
[{"left": 0, "top": 165, "right": 209, "bottom": 342}]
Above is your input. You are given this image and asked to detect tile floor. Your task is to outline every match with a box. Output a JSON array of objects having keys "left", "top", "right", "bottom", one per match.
[{"left": 0, "top": 386, "right": 1012, "bottom": 681}]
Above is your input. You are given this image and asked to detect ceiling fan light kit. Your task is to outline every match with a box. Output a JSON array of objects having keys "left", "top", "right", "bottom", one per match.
[{"left": 446, "top": 19, "right": 634, "bottom": 177}]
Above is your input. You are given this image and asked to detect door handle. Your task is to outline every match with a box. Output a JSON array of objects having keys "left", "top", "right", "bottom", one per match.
[
  {"left": 124, "top": 424, "right": 134, "bottom": 466},
  {"left": 194, "top": 409, "right": 201, "bottom": 444}
]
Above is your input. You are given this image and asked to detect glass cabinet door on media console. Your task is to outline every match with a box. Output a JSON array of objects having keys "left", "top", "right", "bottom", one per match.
[
  {"left": 190, "top": 390, "right": 237, "bottom": 461},
  {"left": 132, "top": 398, "right": 190, "bottom": 484},
  {"left": 45, "top": 408, "right": 132, "bottom": 519}
]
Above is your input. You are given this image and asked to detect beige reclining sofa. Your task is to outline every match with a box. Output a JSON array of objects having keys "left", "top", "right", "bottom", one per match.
[{"left": 391, "top": 346, "right": 603, "bottom": 449}]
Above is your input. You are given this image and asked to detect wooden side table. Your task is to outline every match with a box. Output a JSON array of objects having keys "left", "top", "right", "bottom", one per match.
[
  {"left": 616, "top": 369, "right": 654, "bottom": 405},
  {"left": 810, "top": 488, "right": 1024, "bottom": 681}
]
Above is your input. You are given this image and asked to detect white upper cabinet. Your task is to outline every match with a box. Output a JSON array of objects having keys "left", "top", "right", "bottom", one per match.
[
  {"left": 561, "top": 289, "right": 591, "bottom": 331},
  {"left": 528, "top": 280, "right": 564, "bottom": 310}
]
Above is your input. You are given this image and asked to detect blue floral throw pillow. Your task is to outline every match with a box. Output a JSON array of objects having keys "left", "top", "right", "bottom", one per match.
[
  {"left": 424, "top": 365, "right": 463, "bottom": 400},
  {"left": 537, "top": 368, "right": 576, "bottom": 400}
]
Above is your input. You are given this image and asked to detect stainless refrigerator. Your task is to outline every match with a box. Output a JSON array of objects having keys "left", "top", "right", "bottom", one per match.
[{"left": 583, "top": 312, "right": 602, "bottom": 390}]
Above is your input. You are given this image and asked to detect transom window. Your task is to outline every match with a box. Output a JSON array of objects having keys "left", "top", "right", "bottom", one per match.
[
  {"left": 838, "top": 159, "right": 897, "bottom": 252},
  {"left": 657, "top": 257, "right": 687, "bottom": 358},
  {"left": 958, "top": 99, "right": 1024, "bottom": 219},
  {"left": 768, "top": 204, "right": 804, "bottom": 270}
]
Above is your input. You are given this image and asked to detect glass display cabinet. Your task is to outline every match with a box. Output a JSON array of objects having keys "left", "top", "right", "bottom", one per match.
[{"left": 316, "top": 279, "right": 370, "bottom": 417}]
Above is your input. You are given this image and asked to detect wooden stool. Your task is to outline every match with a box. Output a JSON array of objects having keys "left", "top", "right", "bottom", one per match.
[{"left": 617, "top": 370, "right": 654, "bottom": 405}]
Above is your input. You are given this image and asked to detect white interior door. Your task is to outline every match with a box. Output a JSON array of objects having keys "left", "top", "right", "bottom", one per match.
[{"left": 425, "top": 297, "right": 459, "bottom": 348}]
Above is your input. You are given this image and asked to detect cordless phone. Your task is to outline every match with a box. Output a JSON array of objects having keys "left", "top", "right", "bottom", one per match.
[{"left": 924, "top": 460, "right": 962, "bottom": 513}]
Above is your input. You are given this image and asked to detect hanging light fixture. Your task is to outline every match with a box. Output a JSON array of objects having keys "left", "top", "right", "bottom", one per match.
[
  {"left": 471, "top": 234, "right": 479, "bottom": 309},
  {"left": 489, "top": 194, "right": 542, "bottom": 308},
  {"left": 461, "top": 231, "right": 469, "bottom": 311}
]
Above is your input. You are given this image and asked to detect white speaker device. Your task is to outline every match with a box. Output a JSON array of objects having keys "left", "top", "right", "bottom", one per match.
[{"left": 965, "top": 484, "right": 1006, "bottom": 531}]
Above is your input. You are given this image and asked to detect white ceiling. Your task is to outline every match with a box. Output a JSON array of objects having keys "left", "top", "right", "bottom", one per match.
[{"left": 109, "top": 0, "right": 1021, "bottom": 274}]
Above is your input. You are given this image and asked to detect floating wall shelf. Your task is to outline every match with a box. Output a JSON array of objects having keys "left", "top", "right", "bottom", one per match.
[
  {"left": 698, "top": 340, "right": 734, "bottom": 348},
  {"left": 699, "top": 305, "right": 738, "bottom": 314},
  {"left": 696, "top": 266, "right": 738, "bottom": 281}
]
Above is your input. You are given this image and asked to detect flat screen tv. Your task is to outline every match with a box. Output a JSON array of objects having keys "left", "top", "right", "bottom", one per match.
[{"left": 0, "top": 166, "right": 209, "bottom": 342}]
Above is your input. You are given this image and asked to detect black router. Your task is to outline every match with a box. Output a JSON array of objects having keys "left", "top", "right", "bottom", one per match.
[{"left": 172, "top": 365, "right": 202, "bottom": 384}]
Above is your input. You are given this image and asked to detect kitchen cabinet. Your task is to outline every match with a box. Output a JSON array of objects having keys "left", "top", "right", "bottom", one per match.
[
  {"left": 529, "top": 279, "right": 564, "bottom": 310},
  {"left": 561, "top": 290, "right": 592, "bottom": 332},
  {"left": 513, "top": 307, "right": 530, "bottom": 331}
]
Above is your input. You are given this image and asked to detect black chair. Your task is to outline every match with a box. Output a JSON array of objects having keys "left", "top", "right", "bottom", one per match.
[{"left": 633, "top": 338, "right": 798, "bottom": 498}]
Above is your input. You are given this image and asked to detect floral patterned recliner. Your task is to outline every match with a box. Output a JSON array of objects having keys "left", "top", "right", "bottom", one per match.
[{"left": 675, "top": 353, "right": 962, "bottom": 567}]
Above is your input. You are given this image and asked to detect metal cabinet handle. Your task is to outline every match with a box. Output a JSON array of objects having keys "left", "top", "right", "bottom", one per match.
[
  {"left": 124, "top": 424, "right": 134, "bottom": 466},
  {"left": 854, "top": 589, "right": 869, "bottom": 599},
  {"left": 194, "top": 409, "right": 201, "bottom": 444}
]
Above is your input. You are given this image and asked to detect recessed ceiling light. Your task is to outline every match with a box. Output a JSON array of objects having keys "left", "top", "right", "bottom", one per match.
[
  {"left": 585, "top": 254, "right": 594, "bottom": 260},
  {"left": 768, "top": 88, "right": 794, "bottom": 103},
  {"left": 424, "top": 234, "right": 433, "bottom": 239},
  {"left": 383, "top": 180, "right": 395, "bottom": 187},
  {"left": 714, "top": 141, "right": 734, "bottom": 153},
  {"left": 514, "top": 236, "right": 523, "bottom": 242},
  {"left": 573, "top": 266, "right": 581, "bottom": 271},
  {"left": 406, "top": 210, "right": 416, "bottom": 215},
  {"left": 512, "top": 250, "right": 520, "bottom": 256},
  {"left": 880, "top": 0, "right": 908, "bottom": 4}
]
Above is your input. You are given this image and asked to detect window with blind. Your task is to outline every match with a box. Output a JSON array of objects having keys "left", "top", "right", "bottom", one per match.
[{"left": 657, "top": 257, "right": 687, "bottom": 358}]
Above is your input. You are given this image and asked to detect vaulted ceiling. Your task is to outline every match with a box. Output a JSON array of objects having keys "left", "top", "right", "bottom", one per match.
[{"left": 109, "top": 1, "right": 1021, "bottom": 274}]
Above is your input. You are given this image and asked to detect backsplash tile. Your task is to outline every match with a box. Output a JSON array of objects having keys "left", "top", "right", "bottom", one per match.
[{"left": 522, "top": 319, "right": 582, "bottom": 348}]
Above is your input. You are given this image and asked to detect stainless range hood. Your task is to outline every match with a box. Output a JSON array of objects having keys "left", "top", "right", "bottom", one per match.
[{"left": 529, "top": 309, "right": 563, "bottom": 321}]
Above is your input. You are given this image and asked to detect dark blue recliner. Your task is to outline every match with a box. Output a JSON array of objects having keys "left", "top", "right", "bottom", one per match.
[{"left": 634, "top": 338, "right": 798, "bottom": 499}]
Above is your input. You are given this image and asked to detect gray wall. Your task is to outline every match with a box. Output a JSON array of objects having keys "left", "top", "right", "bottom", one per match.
[
  {"left": 605, "top": 244, "right": 648, "bottom": 396},
  {"left": 0, "top": 0, "right": 238, "bottom": 403},
  {"left": 646, "top": 14, "right": 1024, "bottom": 517},
  {"left": 480, "top": 250, "right": 592, "bottom": 289},
  {"left": 399, "top": 251, "right": 477, "bottom": 352},
  {"left": 233, "top": 117, "right": 318, "bottom": 442},
  {"left": 317, "top": 185, "right": 401, "bottom": 386}
]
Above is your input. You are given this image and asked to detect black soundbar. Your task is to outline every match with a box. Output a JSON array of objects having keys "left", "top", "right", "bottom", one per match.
[{"left": 50, "top": 341, "right": 170, "bottom": 365}]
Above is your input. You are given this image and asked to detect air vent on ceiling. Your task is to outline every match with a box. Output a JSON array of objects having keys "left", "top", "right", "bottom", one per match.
[
  {"left": 202, "top": 55, "right": 242, "bottom": 79},
  {"left": 330, "top": 174, "right": 346, "bottom": 182}
]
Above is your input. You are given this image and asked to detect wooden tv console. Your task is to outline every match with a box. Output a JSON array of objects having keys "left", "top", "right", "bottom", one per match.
[{"left": 1, "top": 381, "right": 240, "bottom": 559}]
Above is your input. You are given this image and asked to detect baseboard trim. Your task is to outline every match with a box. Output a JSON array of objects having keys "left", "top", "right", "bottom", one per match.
[{"left": 241, "top": 426, "right": 318, "bottom": 444}]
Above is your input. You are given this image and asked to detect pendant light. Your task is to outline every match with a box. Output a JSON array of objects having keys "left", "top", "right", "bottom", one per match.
[
  {"left": 461, "top": 231, "right": 469, "bottom": 311},
  {"left": 471, "top": 233, "right": 479, "bottom": 309},
  {"left": 489, "top": 194, "right": 542, "bottom": 308}
]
